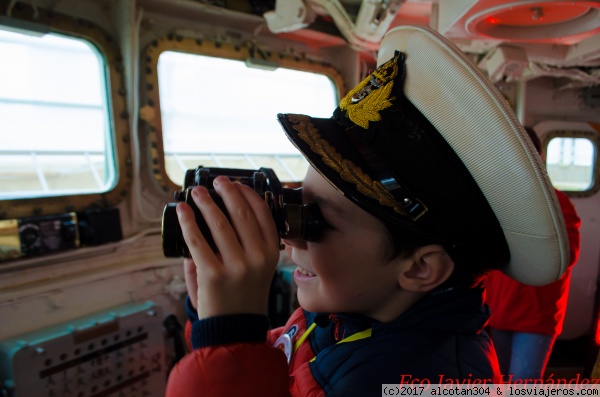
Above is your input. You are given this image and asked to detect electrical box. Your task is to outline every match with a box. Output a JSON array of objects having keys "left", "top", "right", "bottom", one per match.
[
  {"left": 0, "top": 302, "right": 166, "bottom": 397},
  {"left": 479, "top": 45, "right": 529, "bottom": 83}
]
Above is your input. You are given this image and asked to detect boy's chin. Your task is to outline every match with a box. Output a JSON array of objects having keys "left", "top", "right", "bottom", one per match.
[{"left": 296, "top": 291, "right": 329, "bottom": 314}]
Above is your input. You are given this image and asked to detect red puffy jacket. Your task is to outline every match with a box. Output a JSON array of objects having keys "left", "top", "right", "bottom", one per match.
[
  {"left": 166, "top": 285, "right": 501, "bottom": 396},
  {"left": 485, "top": 189, "right": 581, "bottom": 336}
]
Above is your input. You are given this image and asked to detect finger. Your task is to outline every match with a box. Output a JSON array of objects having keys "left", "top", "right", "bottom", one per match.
[
  {"left": 189, "top": 183, "right": 243, "bottom": 263},
  {"left": 183, "top": 258, "right": 199, "bottom": 310},
  {"left": 183, "top": 258, "right": 196, "bottom": 279},
  {"left": 234, "top": 182, "right": 280, "bottom": 248},
  {"left": 176, "top": 197, "right": 222, "bottom": 272},
  {"left": 211, "top": 177, "right": 262, "bottom": 248},
  {"left": 215, "top": 178, "right": 279, "bottom": 267}
]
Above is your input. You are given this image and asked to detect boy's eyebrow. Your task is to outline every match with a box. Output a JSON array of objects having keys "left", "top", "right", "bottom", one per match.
[{"left": 311, "top": 194, "right": 347, "bottom": 218}]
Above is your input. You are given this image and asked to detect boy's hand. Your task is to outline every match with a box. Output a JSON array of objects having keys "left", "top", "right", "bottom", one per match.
[{"left": 176, "top": 176, "right": 280, "bottom": 320}]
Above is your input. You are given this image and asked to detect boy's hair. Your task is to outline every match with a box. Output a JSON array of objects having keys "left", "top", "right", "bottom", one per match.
[{"left": 382, "top": 223, "right": 488, "bottom": 287}]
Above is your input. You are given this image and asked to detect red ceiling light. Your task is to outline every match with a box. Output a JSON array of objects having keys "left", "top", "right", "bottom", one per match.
[
  {"left": 466, "top": 1, "right": 600, "bottom": 44},
  {"left": 486, "top": 4, "right": 590, "bottom": 27}
]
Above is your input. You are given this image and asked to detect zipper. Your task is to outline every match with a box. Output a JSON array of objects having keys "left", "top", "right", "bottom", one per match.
[{"left": 328, "top": 314, "right": 345, "bottom": 341}]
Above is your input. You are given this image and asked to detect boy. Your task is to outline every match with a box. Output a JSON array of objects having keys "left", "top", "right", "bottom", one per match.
[{"left": 166, "top": 25, "right": 569, "bottom": 396}]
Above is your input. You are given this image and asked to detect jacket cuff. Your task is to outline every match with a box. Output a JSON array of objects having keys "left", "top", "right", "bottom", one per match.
[
  {"left": 186, "top": 296, "right": 269, "bottom": 349},
  {"left": 186, "top": 296, "right": 200, "bottom": 322},
  {"left": 191, "top": 313, "right": 270, "bottom": 349}
]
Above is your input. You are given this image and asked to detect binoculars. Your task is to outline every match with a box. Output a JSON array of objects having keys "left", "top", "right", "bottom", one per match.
[{"left": 161, "top": 166, "right": 326, "bottom": 257}]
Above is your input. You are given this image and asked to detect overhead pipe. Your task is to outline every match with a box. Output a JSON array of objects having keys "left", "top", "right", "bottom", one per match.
[
  {"left": 306, "top": 0, "right": 404, "bottom": 51},
  {"left": 265, "top": 0, "right": 404, "bottom": 52}
]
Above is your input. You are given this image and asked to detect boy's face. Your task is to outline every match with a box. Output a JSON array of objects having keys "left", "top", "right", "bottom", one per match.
[{"left": 284, "top": 167, "right": 407, "bottom": 321}]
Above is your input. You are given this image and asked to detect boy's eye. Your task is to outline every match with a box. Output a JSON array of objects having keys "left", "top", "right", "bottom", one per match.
[{"left": 302, "top": 203, "right": 332, "bottom": 242}]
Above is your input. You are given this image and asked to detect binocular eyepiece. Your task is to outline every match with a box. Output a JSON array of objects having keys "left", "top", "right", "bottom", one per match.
[{"left": 161, "top": 166, "right": 326, "bottom": 258}]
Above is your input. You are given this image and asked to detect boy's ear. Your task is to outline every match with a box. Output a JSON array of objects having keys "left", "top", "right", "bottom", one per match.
[{"left": 397, "top": 245, "right": 455, "bottom": 292}]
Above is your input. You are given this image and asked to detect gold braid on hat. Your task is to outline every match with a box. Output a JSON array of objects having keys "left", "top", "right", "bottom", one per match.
[
  {"left": 287, "top": 114, "right": 406, "bottom": 216},
  {"left": 339, "top": 52, "right": 400, "bottom": 129}
]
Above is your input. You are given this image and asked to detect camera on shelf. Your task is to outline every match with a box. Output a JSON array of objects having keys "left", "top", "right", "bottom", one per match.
[{"left": 161, "top": 166, "right": 325, "bottom": 258}]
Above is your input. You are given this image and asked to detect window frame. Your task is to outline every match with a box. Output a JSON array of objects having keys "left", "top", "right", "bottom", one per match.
[
  {"left": 542, "top": 128, "right": 600, "bottom": 198},
  {"left": 0, "top": 4, "right": 132, "bottom": 220},
  {"left": 141, "top": 34, "right": 345, "bottom": 193}
]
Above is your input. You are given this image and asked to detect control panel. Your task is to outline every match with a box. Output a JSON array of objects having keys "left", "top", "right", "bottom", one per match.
[{"left": 0, "top": 301, "right": 166, "bottom": 397}]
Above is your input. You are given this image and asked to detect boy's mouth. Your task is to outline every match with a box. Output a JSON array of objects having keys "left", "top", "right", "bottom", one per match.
[{"left": 296, "top": 266, "right": 316, "bottom": 278}]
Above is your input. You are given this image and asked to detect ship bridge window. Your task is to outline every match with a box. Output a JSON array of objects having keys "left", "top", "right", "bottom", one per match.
[
  {"left": 0, "top": 29, "right": 115, "bottom": 201},
  {"left": 545, "top": 134, "right": 598, "bottom": 193},
  {"left": 155, "top": 50, "right": 339, "bottom": 186}
]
